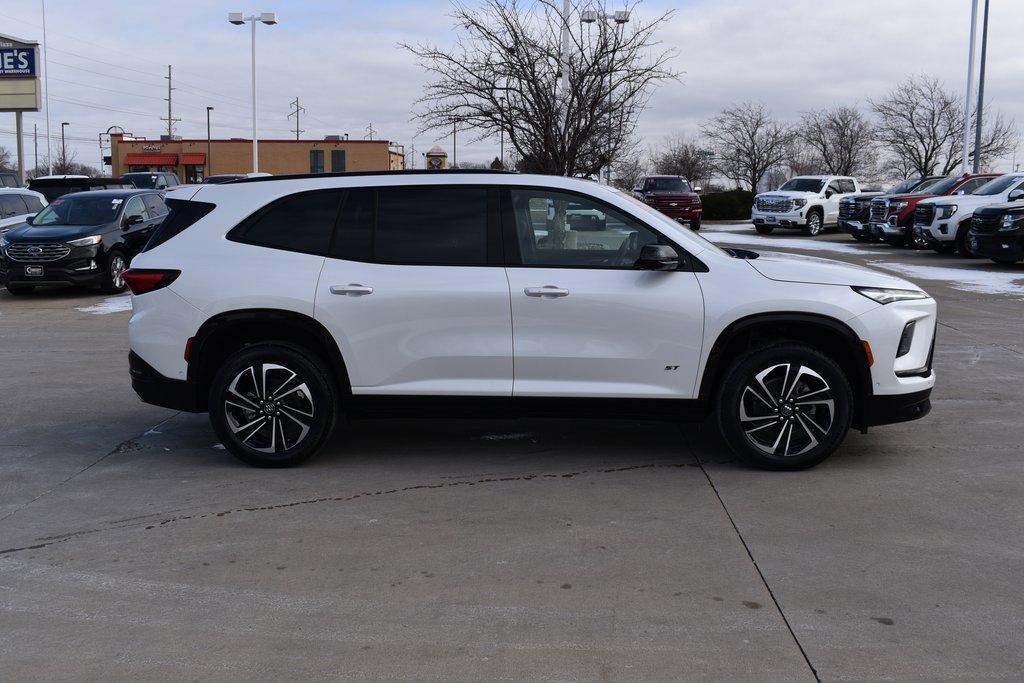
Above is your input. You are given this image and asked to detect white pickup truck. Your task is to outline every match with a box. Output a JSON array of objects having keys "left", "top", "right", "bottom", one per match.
[{"left": 752, "top": 175, "right": 865, "bottom": 237}]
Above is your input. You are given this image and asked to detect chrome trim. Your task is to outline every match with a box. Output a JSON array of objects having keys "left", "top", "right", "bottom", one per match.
[{"left": 4, "top": 242, "right": 72, "bottom": 262}]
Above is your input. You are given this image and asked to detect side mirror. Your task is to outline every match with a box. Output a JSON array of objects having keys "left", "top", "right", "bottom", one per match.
[
  {"left": 123, "top": 214, "right": 144, "bottom": 228},
  {"left": 635, "top": 244, "right": 679, "bottom": 271},
  {"left": 1009, "top": 189, "right": 1024, "bottom": 202},
  {"left": 25, "top": 214, "right": 34, "bottom": 225},
  {"left": 824, "top": 190, "right": 834, "bottom": 199}
]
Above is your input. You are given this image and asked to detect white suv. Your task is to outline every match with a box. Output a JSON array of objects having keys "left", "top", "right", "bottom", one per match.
[
  {"left": 752, "top": 175, "right": 863, "bottom": 236},
  {"left": 126, "top": 171, "right": 936, "bottom": 470}
]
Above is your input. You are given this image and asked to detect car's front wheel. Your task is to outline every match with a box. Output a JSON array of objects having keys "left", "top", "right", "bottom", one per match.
[
  {"left": 755, "top": 224, "right": 774, "bottom": 235},
  {"left": 690, "top": 218, "right": 701, "bottom": 231},
  {"left": 208, "top": 343, "right": 338, "bottom": 467},
  {"left": 802, "top": 210, "right": 823, "bottom": 237},
  {"left": 717, "top": 343, "right": 853, "bottom": 470}
]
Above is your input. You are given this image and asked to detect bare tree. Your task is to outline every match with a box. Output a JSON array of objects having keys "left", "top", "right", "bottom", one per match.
[
  {"left": 870, "top": 74, "right": 1017, "bottom": 177},
  {"left": 783, "top": 137, "right": 822, "bottom": 177},
  {"left": 610, "top": 153, "right": 645, "bottom": 190},
  {"left": 0, "top": 145, "right": 12, "bottom": 171},
  {"left": 650, "top": 134, "right": 711, "bottom": 183},
  {"left": 403, "top": 0, "right": 677, "bottom": 177},
  {"left": 799, "top": 105, "right": 876, "bottom": 176},
  {"left": 701, "top": 102, "right": 792, "bottom": 191}
]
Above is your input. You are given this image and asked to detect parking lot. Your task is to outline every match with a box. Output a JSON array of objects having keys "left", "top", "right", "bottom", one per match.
[{"left": 1, "top": 225, "right": 1022, "bottom": 680}]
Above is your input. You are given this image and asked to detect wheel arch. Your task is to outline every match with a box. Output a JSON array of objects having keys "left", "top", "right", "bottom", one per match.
[
  {"left": 698, "top": 312, "right": 873, "bottom": 428},
  {"left": 187, "top": 308, "right": 351, "bottom": 411}
]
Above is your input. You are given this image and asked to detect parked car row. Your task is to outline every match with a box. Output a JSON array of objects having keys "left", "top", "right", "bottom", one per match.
[{"left": 751, "top": 172, "right": 1024, "bottom": 265}]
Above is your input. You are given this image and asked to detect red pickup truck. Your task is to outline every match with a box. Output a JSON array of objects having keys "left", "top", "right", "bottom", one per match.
[
  {"left": 869, "top": 173, "right": 998, "bottom": 247},
  {"left": 631, "top": 175, "right": 702, "bottom": 230}
]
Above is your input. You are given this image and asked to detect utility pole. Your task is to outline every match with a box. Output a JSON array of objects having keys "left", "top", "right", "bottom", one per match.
[
  {"left": 365, "top": 123, "right": 376, "bottom": 140},
  {"left": 42, "top": 0, "right": 52, "bottom": 174},
  {"left": 206, "top": 106, "right": 214, "bottom": 175},
  {"left": 960, "top": 0, "right": 979, "bottom": 174},
  {"left": 161, "top": 65, "right": 180, "bottom": 137},
  {"left": 973, "top": 0, "right": 990, "bottom": 173},
  {"left": 408, "top": 143, "right": 416, "bottom": 169},
  {"left": 288, "top": 97, "right": 305, "bottom": 140},
  {"left": 33, "top": 124, "right": 38, "bottom": 175}
]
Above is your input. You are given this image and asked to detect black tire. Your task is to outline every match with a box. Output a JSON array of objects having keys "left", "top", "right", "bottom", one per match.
[
  {"left": 5, "top": 283, "right": 35, "bottom": 295},
  {"left": 101, "top": 249, "right": 129, "bottom": 293},
  {"left": 883, "top": 236, "right": 907, "bottom": 247},
  {"left": 954, "top": 224, "right": 977, "bottom": 258},
  {"left": 932, "top": 242, "right": 955, "bottom": 254},
  {"left": 717, "top": 343, "right": 853, "bottom": 471},
  {"left": 801, "top": 210, "right": 823, "bottom": 237},
  {"left": 755, "top": 224, "right": 774, "bottom": 235},
  {"left": 690, "top": 218, "right": 701, "bottom": 231},
  {"left": 208, "top": 343, "right": 338, "bottom": 467},
  {"left": 908, "top": 227, "right": 929, "bottom": 250},
  {"left": 990, "top": 256, "right": 1021, "bottom": 265}
]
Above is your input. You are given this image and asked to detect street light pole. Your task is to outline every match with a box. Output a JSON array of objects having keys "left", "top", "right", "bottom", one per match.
[
  {"left": 206, "top": 106, "right": 214, "bottom": 176},
  {"left": 60, "top": 121, "right": 68, "bottom": 170},
  {"left": 960, "top": 0, "right": 979, "bottom": 175},
  {"left": 229, "top": 11, "right": 278, "bottom": 173},
  {"left": 973, "top": 0, "right": 990, "bottom": 173},
  {"left": 581, "top": 10, "right": 629, "bottom": 185}
]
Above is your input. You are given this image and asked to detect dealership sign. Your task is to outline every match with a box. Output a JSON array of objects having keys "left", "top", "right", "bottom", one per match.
[{"left": 0, "top": 47, "right": 35, "bottom": 77}]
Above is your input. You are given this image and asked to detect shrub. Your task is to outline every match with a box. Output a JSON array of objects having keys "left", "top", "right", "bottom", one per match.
[{"left": 701, "top": 189, "right": 755, "bottom": 220}]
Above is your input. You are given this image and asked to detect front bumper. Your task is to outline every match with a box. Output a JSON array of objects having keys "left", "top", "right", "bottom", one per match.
[
  {"left": 861, "top": 388, "right": 932, "bottom": 428},
  {"left": 915, "top": 220, "right": 956, "bottom": 243},
  {"left": 968, "top": 231, "right": 1024, "bottom": 261},
  {"left": 840, "top": 218, "right": 873, "bottom": 237},
  {"left": 129, "top": 351, "right": 204, "bottom": 412},
  {"left": 1, "top": 245, "right": 106, "bottom": 286},
  {"left": 651, "top": 205, "right": 701, "bottom": 221},
  {"left": 751, "top": 208, "right": 806, "bottom": 227}
]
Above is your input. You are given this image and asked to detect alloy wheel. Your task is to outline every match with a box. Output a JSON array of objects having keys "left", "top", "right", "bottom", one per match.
[
  {"left": 223, "top": 363, "right": 315, "bottom": 453},
  {"left": 807, "top": 214, "right": 822, "bottom": 236},
  {"left": 110, "top": 254, "right": 127, "bottom": 289},
  {"left": 739, "top": 363, "right": 835, "bottom": 457}
]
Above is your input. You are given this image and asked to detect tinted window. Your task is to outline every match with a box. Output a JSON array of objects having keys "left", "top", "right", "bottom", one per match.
[
  {"left": 0, "top": 174, "right": 18, "bottom": 188},
  {"left": 123, "top": 197, "right": 146, "bottom": 223},
  {"left": 236, "top": 190, "right": 341, "bottom": 255},
  {"left": 958, "top": 178, "right": 988, "bottom": 194},
  {"left": 826, "top": 180, "right": 842, "bottom": 195},
  {"left": 143, "top": 194, "right": 168, "bottom": 218},
  {"left": 838, "top": 179, "right": 856, "bottom": 193},
  {"left": 22, "top": 195, "right": 44, "bottom": 212},
  {"left": 779, "top": 178, "right": 825, "bottom": 192},
  {"left": 0, "top": 195, "right": 23, "bottom": 217},
  {"left": 144, "top": 199, "right": 216, "bottom": 252},
  {"left": 510, "top": 188, "right": 663, "bottom": 268},
  {"left": 974, "top": 175, "right": 1024, "bottom": 196},
  {"left": 644, "top": 177, "right": 689, "bottom": 193},
  {"left": 374, "top": 187, "right": 487, "bottom": 265},
  {"left": 330, "top": 188, "right": 374, "bottom": 261},
  {"left": 32, "top": 194, "right": 123, "bottom": 226}
]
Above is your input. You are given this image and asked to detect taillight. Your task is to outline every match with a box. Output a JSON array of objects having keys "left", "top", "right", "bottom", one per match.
[{"left": 123, "top": 268, "right": 180, "bottom": 295}]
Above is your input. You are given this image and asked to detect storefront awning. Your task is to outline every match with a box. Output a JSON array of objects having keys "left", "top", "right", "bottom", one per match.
[
  {"left": 179, "top": 153, "right": 206, "bottom": 165},
  {"left": 124, "top": 153, "right": 178, "bottom": 166}
]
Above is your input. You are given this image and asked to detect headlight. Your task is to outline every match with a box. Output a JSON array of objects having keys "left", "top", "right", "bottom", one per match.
[
  {"left": 937, "top": 204, "right": 957, "bottom": 219},
  {"left": 792, "top": 198, "right": 807, "bottom": 208},
  {"left": 67, "top": 235, "right": 103, "bottom": 247},
  {"left": 0, "top": 236, "right": 9, "bottom": 249},
  {"left": 852, "top": 286, "right": 929, "bottom": 304},
  {"left": 890, "top": 201, "right": 908, "bottom": 212},
  {"left": 1000, "top": 213, "right": 1023, "bottom": 231}
]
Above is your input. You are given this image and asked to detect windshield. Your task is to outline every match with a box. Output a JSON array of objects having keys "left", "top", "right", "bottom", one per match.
[
  {"left": 608, "top": 186, "right": 730, "bottom": 258},
  {"left": 644, "top": 177, "right": 690, "bottom": 193},
  {"left": 910, "top": 176, "right": 957, "bottom": 195},
  {"left": 973, "top": 175, "right": 1022, "bottom": 196},
  {"left": 779, "top": 178, "right": 825, "bottom": 192},
  {"left": 909, "top": 177, "right": 946, "bottom": 194},
  {"left": 31, "top": 195, "right": 122, "bottom": 226},
  {"left": 887, "top": 177, "right": 924, "bottom": 194},
  {"left": 123, "top": 173, "right": 159, "bottom": 189}
]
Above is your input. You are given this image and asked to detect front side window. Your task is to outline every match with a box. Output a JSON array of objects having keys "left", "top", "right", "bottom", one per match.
[
  {"left": 374, "top": 187, "right": 487, "bottom": 265},
  {"left": 32, "top": 195, "right": 123, "bottom": 226},
  {"left": 234, "top": 190, "right": 341, "bottom": 255},
  {"left": 143, "top": 194, "right": 168, "bottom": 218},
  {"left": 838, "top": 179, "right": 856, "bottom": 193},
  {"left": 123, "top": 197, "right": 146, "bottom": 222},
  {"left": 22, "top": 195, "right": 44, "bottom": 213},
  {"left": 509, "top": 189, "right": 663, "bottom": 268},
  {"left": 0, "top": 195, "right": 23, "bottom": 217}
]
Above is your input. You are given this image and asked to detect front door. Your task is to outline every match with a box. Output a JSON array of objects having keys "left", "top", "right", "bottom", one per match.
[
  {"left": 314, "top": 186, "right": 512, "bottom": 396},
  {"left": 503, "top": 188, "right": 705, "bottom": 399}
]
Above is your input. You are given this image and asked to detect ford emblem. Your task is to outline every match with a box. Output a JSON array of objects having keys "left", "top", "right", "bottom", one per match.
[{"left": 27, "top": 246, "right": 42, "bottom": 254}]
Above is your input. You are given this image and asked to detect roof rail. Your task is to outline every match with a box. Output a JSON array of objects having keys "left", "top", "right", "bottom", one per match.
[{"left": 229, "top": 169, "right": 518, "bottom": 184}]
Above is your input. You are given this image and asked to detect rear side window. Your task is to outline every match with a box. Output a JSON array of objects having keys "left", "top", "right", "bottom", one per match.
[
  {"left": 144, "top": 199, "right": 216, "bottom": 252},
  {"left": 839, "top": 179, "right": 856, "bottom": 193},
  {"left": 22, "top": 195, "right": 45, "bottom": 212},
  {"left": 143, "top": 194, "right": 168, "bottom": 218},
  {"left": 232, "top": 190, "right": 342, "bottom": 255},
  {"left": 374, "top": 187, "right": 487, "bottom": 265},
  {"left": 0, "top": 195, "right": 24, "bottom": 217}
]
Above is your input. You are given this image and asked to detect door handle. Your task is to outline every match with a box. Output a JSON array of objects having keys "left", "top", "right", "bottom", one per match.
[
  {"left": 524, "top": 285, "right": 569, "bottom": 298},
  {"left": 330, "top": 284, "right": 374, "bottom": 296}
]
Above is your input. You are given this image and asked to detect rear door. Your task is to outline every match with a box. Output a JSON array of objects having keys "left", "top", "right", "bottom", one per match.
[{"left": 314, "top": 185, "right": 513, "bottom": 396}]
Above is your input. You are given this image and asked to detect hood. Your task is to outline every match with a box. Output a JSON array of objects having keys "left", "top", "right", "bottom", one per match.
[
  {"left": 643, "top": 190, "right": 699, "bottom": 198},
  {"left": 921, "top": 194, "right": 991, "bottom": 209},
  {"left": 4, "top": 223, "right": 112, "bottom": 241},
  {"left": 747, "top": 251, "right": 920, "bottom": 290},
  {"left": 888, "top": 192, "right": 935, "bottom": 202},
  {"left": 760, "top": 190, "right": 820, "bottom": 199}
]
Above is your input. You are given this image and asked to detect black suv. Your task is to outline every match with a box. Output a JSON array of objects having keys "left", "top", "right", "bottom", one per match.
[
  {"left": 120, "top": 172, "right": 180, "bottom": 190},
  {"left": 0, "top": 189, "right": 168, "bottom": 295},
  {"left": 968, "top": 202, "right": 1024, "bottom": 264}
]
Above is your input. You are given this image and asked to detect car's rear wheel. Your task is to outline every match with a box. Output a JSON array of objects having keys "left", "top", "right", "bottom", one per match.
[
  {"left": 718, "top": 343, "right": 853, "bottom": 470},
  {"left": 802, "top": 210, "right": 823, "bottom": 237},
  {"left": 690, "top": 218, "right": 701, "bottom": 231},
  {"left": 931, "top": 242, "right": 955, "bottom": 254},
  {"left": 208, "top": 343, "right": 338, "bottom": 467},
  {"left": 101, "top": 250, "right": 128, "bottom": 293},
  {"left": 954, "top": 224, "right": 977, "bottom": 258},
  {"left": 5, "top": 283, "right": 34, "bottom": 295},
  {"left": 755, "top": 224, "right": 774, "bottom": 235}
]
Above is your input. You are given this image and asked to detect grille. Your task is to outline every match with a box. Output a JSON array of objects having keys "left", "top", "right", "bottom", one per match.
[
  {"left": 4, "top": 242, "right": 72, "bottom": 262},
  {"left": 838, "top": 201, "right": 856, "bottom": 219},
  {"left": 650, "top": 196, "right": 694, "bottom": 208},
  {"left": 869, "top": 199, "right": 888, "bottom": 222},
  {"left": 756, "top": 197, "right": 792, "bottom": 213},
  {"left": 971, "top": 214, "right": 1001, "bottom": 234},
  {"left": 914, "top": 204, "right": 935, "bottom": 225}
]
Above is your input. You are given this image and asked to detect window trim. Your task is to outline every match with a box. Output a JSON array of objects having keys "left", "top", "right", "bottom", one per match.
[
  {"left": 227, "top": 188, "right": 344, "bottom": 257},
  {"left": 326, "top": 184, "right": 502, "bottom": 268},
  {"left": 499, "top": 185, "right": 703, "bottom": 272}
]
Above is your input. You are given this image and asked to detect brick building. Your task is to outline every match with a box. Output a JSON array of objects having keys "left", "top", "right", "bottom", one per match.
[{"left": 110, "top": 133, "right": 404, "bottom": 183}]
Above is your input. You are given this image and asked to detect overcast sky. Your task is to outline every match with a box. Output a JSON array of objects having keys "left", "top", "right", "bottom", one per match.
[{"left": 2, "top": 0, "right": 1022, "bottom": 173}]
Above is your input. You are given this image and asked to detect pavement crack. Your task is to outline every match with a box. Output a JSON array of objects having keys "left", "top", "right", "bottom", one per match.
[
  {"left": 0, "top": 413, "right": 180, "bottom": 526},
  {"left": 688, "top": 442, "right": 820, "bottom": 682}
]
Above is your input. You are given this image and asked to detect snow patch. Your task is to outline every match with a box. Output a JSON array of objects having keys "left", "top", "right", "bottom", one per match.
[
  {"left": 703, "top": 231, "right": 896, "bottom": 256},
  {"left": 868, "top": 261, "right": 1024, "bottom": 298},
  {"left": 76, "top": 295, "right": 132, "bottom": 315}
]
